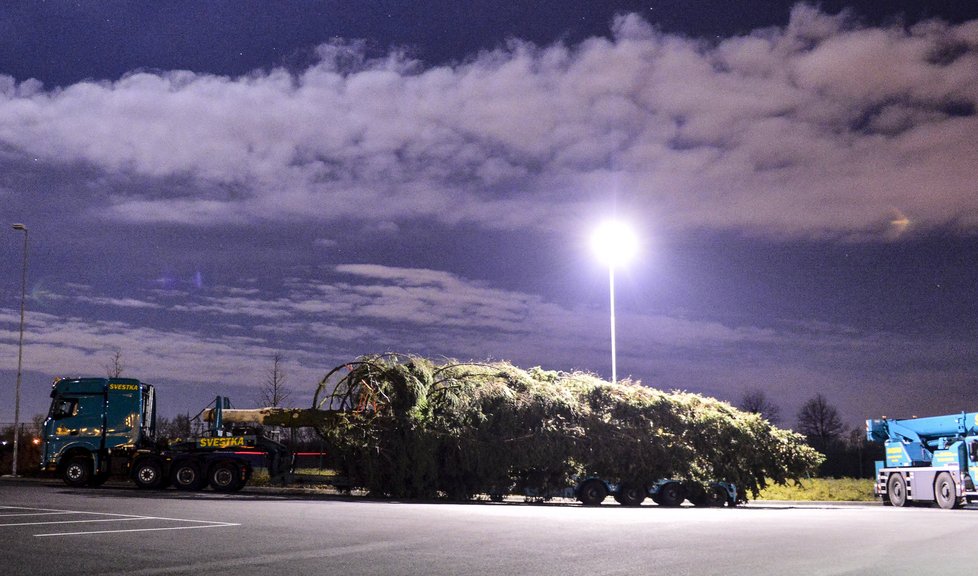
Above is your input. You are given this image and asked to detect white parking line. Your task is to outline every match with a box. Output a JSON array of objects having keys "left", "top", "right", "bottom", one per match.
[
  {"left": 36, "top": 522, "right": 240, "bottom": 537},
  {"left": 0, "top": 505, "right": 81, "bottom": 515},
  {"left": 0, "top": 511, "right": 86, "bottom": 517},
  {"left": 1, "top": 505, "right": 240, "bottom": 537}
]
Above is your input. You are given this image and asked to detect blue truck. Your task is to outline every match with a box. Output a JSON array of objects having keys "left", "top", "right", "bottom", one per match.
[
  {"left": 867, "top": 412, "right": 978, "bottom": 509},
  {"left": 41, "top": 377, "right": 290, "bottom": 491}
]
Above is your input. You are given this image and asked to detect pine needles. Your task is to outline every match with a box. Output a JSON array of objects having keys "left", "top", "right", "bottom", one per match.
[{"left": 311, "top": 354, "right": 823, "bottom": 501}]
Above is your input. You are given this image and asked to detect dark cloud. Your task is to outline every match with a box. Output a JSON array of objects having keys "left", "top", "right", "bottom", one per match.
[{"left": 2, "top": 8, "right": 976, "bottom": 238}]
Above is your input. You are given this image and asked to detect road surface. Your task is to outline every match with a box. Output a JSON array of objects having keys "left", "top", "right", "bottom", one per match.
[{"left": 1, "top": 479, "right": 971, "bottom": 575}]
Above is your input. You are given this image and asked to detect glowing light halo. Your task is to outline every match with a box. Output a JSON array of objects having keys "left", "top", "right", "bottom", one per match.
[{"left": 591, "top": 220, "right": 638, "bottom": 268}]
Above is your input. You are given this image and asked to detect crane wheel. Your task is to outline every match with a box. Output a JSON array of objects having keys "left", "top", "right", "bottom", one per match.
[
  {"left": 935, "top": 472, "right": 961, "bottom": 510},
  {"left": 886, "top": 473, "right": 910, "bottom": 507}
]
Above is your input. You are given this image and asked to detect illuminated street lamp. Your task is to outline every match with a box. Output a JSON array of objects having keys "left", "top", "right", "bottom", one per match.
[
  {"left": 11, "top": 223, "right": 27, "bottom": 477},
  {"left": 591, "top": 220, "right": 637, "bottom": 385}
]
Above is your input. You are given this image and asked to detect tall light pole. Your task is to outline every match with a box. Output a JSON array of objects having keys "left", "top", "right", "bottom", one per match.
[
  {"left": 11, "top": 223, "right": 27, "bottom": 477},
  {"left": 591, "top": 220, "right": 637, "bottom": 384}
]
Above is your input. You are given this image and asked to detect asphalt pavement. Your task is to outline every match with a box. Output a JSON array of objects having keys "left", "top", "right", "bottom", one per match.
[{"left": 2, "top": 478, "right": 971, "bottom": 575}]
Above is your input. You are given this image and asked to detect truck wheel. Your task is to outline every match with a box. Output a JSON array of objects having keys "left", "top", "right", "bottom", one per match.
[
  {"left": 656, "top": 482, "right": 685, "bottom": 507},
  {"left": 209, "top": 461, "right": 244, "bottom": 492},
  {"left": 576, "top": 479, "right": 608, "bottom": 506},
  {"left": 887, "top": 473, "right": 910, "bottom": 507},
  {"left": 132, "top": 457, "right": 166, "bottom": 489},
  {"left": 62, "top": 456, "right": 92, "bottom": 487},
  {"left": 616, "top": 483, "right": 646, "bottom": 507},
  {"left": 934, "top": 472, "right": 961, "bottom": 510},
  {"left": 172, "top": 460, "right": 206, "bottom": 491}
]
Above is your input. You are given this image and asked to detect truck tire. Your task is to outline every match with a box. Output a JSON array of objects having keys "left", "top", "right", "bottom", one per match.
[
  {"left": 577, "top": 479, "right": 608, "bottom": 506},
  {"left": 172, "top": 460, "right": 206, "bottom": 491},
  {"left": 655, "top": 482, "right": 685, "bottom": 507},
  {"left": 132, "top": 457, "right": 166, "bottom": 490},
  {"left": 934, "top": 472, "right": 961, "bottom": 510},
  {"left": 209, "top": 461, "right": 244, "bottom": 492},
  {"left": 616, "top": 483, "right": 646, "bottom": 507},
  {"left": 62, "top": 456, "right": 93, "bottom": 487},
  {"left": 887, "top": 473, "right": 910, "bottom": 507}
]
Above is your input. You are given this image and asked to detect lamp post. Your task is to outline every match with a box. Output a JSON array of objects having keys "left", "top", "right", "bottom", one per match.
[
  {"left": 591, "top": 220, "right": 637, "bottom": 385},
  {"left": 11, "top": 223, "right": 27, "bottom": 477}
]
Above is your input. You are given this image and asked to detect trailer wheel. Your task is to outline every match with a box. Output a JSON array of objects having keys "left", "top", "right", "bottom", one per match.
[
  {"left": 62, "top": 456, "right": 92, "bottom": 487},
  {"left": 692, "top": 485, "right": 729, "bottom": 507},
  {"left": 172, "top": 460, "right": 206, "bottom": 491},
  {"left": 656, "top": 482, "right": 685, "bottom": 507},
  {"left": 616, "top": 483, "right": 646, "bottom": 507},
  {"left": 887, "top": 473, "right": 910, "bottom": 507},
  {"left": 209, "top": 461, "right": 244, "bottom": 493},
  {"left": 132, "top": 457, "right": 166, "bottom": 490},
  {"left": 577, "top": 479, "right": 608, "bottom": 506},
  {"left": 934, "top": 472, "right": 961, "bottom": 510}
]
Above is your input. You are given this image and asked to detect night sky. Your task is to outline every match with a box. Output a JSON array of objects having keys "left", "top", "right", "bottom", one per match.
[{"left": 2, "top": 1, "right": 977, "bottom": 428}]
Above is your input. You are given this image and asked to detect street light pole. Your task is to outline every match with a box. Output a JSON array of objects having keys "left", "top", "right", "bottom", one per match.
[
  {"left": 591, "top": 220, "right": 637, "bottom": 386},
  {"left": 11, "top": 223, "right": 27, "bottom": 478},
  {"left": 608, "top": 263, "right": 618, "bottom": 385}
]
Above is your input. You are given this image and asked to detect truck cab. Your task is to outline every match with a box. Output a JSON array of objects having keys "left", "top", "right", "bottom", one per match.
[{"left": 41, "top": 377, "right": 156, "bottom": 486}]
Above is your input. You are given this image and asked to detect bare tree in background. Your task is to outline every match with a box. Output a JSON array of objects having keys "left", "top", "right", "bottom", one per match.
[
  {"left": 738, "top": 388, "right": 781, "bottom": 424},
  {"left": 157, "top": 414, "right": 192, "bottom": 439},
  {"left": 796, "top": 393, "right": 846, "bottom": 451},
  {"left": 105, "top": 349, "right": 124, "bottom": 378},
  {"left": 258, "top": 353, "right": 291, "bottom": 408}
]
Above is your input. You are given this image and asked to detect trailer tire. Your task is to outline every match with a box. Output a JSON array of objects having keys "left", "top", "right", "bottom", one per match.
[
  {"left": 62, "top": 456, "right": 92, "bottom": 487},
  {"left": 616, "top": 483, "right": 646, "bottom": 507},
  {"left": 934, "top": 472, "right": 961, "bottom": 510},
  {"left": 209, "top": 461, "right": 244, "bottom": 493},
  {"left": 132, "top": 457, "right": 166, "bottom": 490},
  {"left": 577, "top": 479, "right": 608, "bottom": 506},
  {"left": 692, "top": 485, "right": 729, "bottom": 507},
  {"left": 887, "top": 473, "right": 910, "bottom": 507},
  {"left": 655, "top": 482, "right": 685, "bottom": 507},
  {"left": 172, "top": 460, "right": 206, "bottom": 491}
]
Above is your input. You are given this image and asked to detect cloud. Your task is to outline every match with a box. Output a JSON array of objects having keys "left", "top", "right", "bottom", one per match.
[
  {"left": 0, "top": 6, "right": 976, "bottom": 238},
  {"left": 1, "top": 263, "right": 976, "bottom": 424}
]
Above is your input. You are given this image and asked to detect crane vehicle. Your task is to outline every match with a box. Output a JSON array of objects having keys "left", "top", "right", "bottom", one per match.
[
  {"left": 40, "top": 377, "right": 289, "bottom": 491},
  {"left": 867, "top": 412, "right": 978, "bottom": 509}
]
